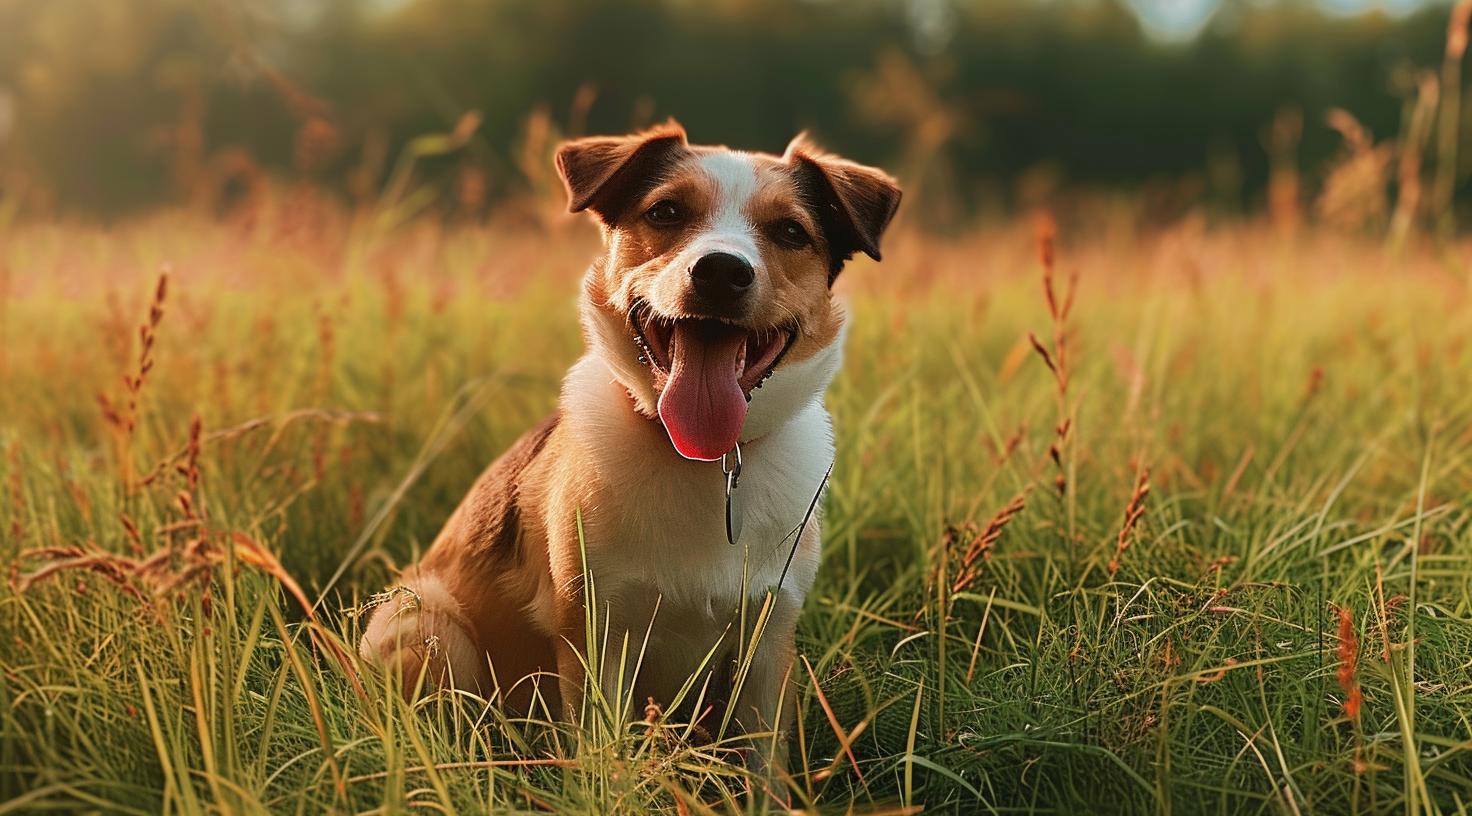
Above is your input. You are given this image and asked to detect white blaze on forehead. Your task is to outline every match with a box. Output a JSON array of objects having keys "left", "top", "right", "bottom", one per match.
[{"left": 694, "top": 151, "right": 761, "bottom": 262}]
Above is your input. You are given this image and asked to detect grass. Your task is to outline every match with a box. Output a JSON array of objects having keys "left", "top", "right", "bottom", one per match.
[{"left": 1, "top": 195, "right": 1471, "bottom": 814}]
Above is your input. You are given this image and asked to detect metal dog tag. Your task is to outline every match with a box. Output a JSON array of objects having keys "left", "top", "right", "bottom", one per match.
[{"left": 721, "top": 443, "right": 744, "bottom": 545}]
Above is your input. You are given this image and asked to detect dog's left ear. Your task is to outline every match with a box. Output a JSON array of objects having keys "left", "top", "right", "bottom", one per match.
[
  {"left": 556, "top": 120, "right": 689, "bottom": 223},
  {"left": 785, "top": 134, "right": 902, "bottom": 278}
]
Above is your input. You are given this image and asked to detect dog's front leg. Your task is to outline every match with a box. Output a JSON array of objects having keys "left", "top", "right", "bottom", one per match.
[
  {"left": 551, "top": 593, "right": 589, "bottom": 722},
  {"left": 733, "top": 591, "right": 803, "bottom": 778},
  {"left": 556, "top": 598, "right": 667, "bottom": 729}
]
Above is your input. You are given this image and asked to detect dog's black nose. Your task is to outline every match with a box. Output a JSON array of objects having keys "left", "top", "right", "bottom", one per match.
[{"left": 690, "top": 252, "right": 754, "bottom": 301}]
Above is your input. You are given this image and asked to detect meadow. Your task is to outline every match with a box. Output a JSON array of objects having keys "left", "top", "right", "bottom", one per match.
[{"left": 1, "top": 191, "right": 1470, "bottom": 814}]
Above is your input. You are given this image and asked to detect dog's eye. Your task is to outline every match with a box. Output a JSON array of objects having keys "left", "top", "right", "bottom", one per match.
[
  {"left": 644, "top": 200, "right": 684, "bottom": 227},
  {"left": 772, "top": 218, "right": 811, "bottom": 249}
]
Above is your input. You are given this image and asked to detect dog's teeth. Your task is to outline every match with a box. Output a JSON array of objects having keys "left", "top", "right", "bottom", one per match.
[{"left": 631, "top": 329, "right": 657, "bottom": 369}]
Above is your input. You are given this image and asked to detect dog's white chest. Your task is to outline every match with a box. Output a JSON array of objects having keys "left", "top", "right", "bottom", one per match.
[{"left": 562, "top": 356, "right": 834, "bottom": 614}]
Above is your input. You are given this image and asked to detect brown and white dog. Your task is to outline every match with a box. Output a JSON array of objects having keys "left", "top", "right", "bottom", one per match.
[{"left": 359, "top": 121, "right": 899, "bottom": 761}]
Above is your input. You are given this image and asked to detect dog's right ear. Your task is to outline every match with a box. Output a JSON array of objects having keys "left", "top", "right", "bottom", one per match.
[{"left": 555, "top": 120, "right": 688, "bottom": 223}]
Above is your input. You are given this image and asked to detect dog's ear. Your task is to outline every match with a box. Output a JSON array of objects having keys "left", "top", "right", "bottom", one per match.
[
  {"left": 785, "top": 133, "right": 901, "bottom": 278},
  {"left": 556, "top": 120, "right": 688, "bottom": 223}
]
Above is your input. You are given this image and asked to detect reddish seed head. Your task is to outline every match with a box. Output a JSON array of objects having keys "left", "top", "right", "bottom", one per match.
[
  {"left": 1334, "top": 604, "right": 1362, "bottom": 721},
  {"left": 1108, "top": 469, "right": 1151, "bottom": 576}
]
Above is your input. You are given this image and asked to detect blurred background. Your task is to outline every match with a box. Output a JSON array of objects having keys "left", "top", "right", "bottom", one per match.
[{"left": 0, "top": 0, "right": 1467, "bottom": 231}]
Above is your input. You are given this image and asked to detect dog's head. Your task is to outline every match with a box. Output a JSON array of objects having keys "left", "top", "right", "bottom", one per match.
[{"left": 557, "top": 120, "right": 900, "bottom": 461}]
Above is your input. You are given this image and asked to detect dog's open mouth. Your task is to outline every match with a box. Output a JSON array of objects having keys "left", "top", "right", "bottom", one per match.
[{"left": 630, "top": 301, "right": 795, "bottom": 461}]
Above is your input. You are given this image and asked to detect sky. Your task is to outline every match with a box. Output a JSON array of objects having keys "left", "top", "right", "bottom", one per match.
[{"left": 1126, "top": 0, "right": 1443, "bottom": 40}]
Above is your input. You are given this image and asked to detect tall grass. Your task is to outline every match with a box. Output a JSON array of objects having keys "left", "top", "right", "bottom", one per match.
[{"left": 1, "top": 198, "right": 1470, "bottom": 813}]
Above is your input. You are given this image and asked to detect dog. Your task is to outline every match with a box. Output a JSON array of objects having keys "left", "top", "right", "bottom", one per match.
[{"left": 359, "top": 120, "right": 899, "bottom": 765}]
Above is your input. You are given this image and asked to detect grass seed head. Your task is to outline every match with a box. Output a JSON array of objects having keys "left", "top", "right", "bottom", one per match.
[
  {"left": 1108, "top": 468, "right": 1151, "bottom": 577},
  {"left": 1334, "top": 604, "right": 1363, "bottom": 722},
  {"left": 951, "top": 489, "right": 1029, "bottom": 596}
]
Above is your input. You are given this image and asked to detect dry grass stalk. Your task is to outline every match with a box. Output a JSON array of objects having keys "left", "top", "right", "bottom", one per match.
[
  {"left": 799, "top": 655, "right": 870, "bottom": 789},
  {"left": 1390, "top": 72, "right": 1439, "bottom": 249},
  {"left": 1317, "top": 110, "right": 1393, "bottom": 233},
  {"left": 118, "top": 512, "right": 144, "bottom": 556},
  {"left": 1028, "top": 213, "right": 1078, "bottom": 498},
  {"left": 1265, "top": 107, "right": 1303, "bottom": 235},
  {"left": 5, "top": 440, "right": 21, "bottom": 542},
  {"left": 8, "top": 544, "right": 147, "bottom": 602},
  {"left": 129, "top": 273, "right": 168, "bottom": 434},
  {"left": 14, "top": 530, "right": 364, "bottom": 696},
  {"left": 951, "top": 490, "right": 1029, "bottom": 597},
  {"left": 992, "top": 424, "right": 1026, "bottom": 465},
  {"left": 182, "top": 414, "right": 202, "bottom": 493},
  {"left": 1107, "top": 468, "right": 1151, "bottom": 577},
  {"left": 13, "top": 412, "right": 363, "bottom": 696},
  {"left": 1433, "top": 0, "right": 1472, "bottom": 232},
  {"left": 917, "top": 489, "right": 1028, "bottom": 625},
  {"left": 313, "top": 310, "right": 336, "bottom": 480},
  {"left": 1370, "top": 561, "right": 1409, "bottom": 665},
  {"left": 136, "top": 408, "right": 382, "bottom": 489},
  {"left": 97, "top": 270, "right": 169, "bottom": 490},
  {"left": 1031, "top": 214, "right": 1077, "bottom": 395}
]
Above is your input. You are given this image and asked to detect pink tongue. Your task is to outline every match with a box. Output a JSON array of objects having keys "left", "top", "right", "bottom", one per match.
[{"left": 657, "top": 322, "right": 748, "bottom": 461}]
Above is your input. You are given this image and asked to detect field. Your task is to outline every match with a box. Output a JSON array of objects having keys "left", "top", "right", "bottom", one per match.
[{"left": 1, "top": 194, "right": 1470, "bottom": 814}]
